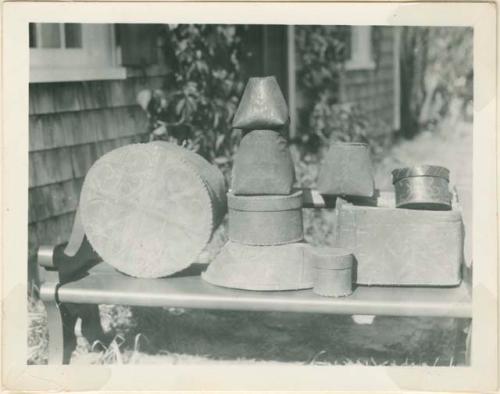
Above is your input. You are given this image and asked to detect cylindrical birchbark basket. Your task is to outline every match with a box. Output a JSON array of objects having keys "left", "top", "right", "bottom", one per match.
[
  {"left": 79, "top": 142, "right": 227, "bottom": 278},
  {"left": 317, "top": 142, "right": 374, "bottom": 197},
  {"left": 392, "top": 165, "right": 451, "bottom": 210},
  {"left": 227, "top": 191, "right": 303, "bottom": 245},
  {"left": 307, "top": 247, "right": 354, "bottom": 297},
  {"left": 231, "top": 129, "right": 295, "bottom": 195}
]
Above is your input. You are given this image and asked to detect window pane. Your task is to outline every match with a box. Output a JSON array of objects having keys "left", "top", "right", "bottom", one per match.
[
  {"left": 64, "top": 24, "right": 82, "bottom": 48},
  {"left": 40, "top": 23, "right": 61, "bottom": 48},
  {"left": 29, "top": 23, "right": 37, "bottom": 48}
]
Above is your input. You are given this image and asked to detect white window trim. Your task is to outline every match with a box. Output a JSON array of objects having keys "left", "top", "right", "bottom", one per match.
[
  {"left": 345, "top": 26, "right": 376, "bottom": 71},
  {"left": 30, "top": 67, "right": 127, "bottom": 83},
  {"left": 30, "top": 24, "right": 126, "bottom": 83}
]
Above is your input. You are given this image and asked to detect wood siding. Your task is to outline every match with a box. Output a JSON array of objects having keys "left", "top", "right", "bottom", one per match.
[
  {"left": 28, "top": 73, "right": 167, "bottom": 279},
  {"left": 343, "top": 27, "right": 396, "bottom": 131}
]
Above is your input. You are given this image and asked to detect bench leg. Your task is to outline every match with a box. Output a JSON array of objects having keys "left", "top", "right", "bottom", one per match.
[
  {"left": 45, "top": 301, "right": 77, "bottom": 364},
  {"left": 464, "top": 318, "right": 472, "bottom": 365},
  {"left": 45, "top": 301, "right": 106, "bottom": 364},
  {"left": 70, "top": 303, "right": 107, "bottom": 347},
  {"left": 452, "top": 317, "right": 472, "bottom": 366}
]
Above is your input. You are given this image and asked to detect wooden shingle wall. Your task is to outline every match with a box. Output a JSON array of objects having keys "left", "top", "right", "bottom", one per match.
[
  {"left": 344, "top": 27, "right": 396, "bottom": 130},
  {"left": 28, "top": 74, "right": 167, "bottom": 282}
]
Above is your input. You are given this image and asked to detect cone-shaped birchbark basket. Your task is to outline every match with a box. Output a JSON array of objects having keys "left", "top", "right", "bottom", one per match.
[
  {"left": 79, "top": 142, "right": 227, "bottom": 278},
  {"left": 202, "top": 241, "right": 314, "bottom": 291},
  {"left": 317, "top": 142, "right": 374, "bottom": 197}
]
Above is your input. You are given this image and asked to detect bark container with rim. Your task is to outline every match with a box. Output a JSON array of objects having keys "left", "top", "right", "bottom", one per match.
[{"left": 392, "top": 165, "right": 452, "bottom": 210}]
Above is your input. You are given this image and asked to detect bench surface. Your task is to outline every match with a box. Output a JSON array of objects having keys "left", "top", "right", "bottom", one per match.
[{"left": 44, "top": 262, "right": 472, "bottom": 318}]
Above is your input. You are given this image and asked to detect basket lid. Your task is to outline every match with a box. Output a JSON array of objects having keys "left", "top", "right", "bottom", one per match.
[
  {"left": 232, "top": 76, "right": 289, "bottom": 130},
  {"left": 307, "top": 247, "right": 354, "bottom": 270},
  {"left": 392, "top": 165, "right": 450, "bottom": 184},
  {"left": 228, "top": 190, "right": 303, "bottom": 211}
]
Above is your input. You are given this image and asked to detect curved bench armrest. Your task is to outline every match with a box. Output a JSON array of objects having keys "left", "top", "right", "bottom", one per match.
[
  {"left": 37, "top": 237, "right": 101, "bottom": 285},
  {"left": 37, "top": 243, "right": 65, "bottom": 285},
  {"left": 463, "top": 263, "right": 472, "bottom": 297},
  {"left": 38, "top": 244, "right": 58, "bottom": 269}
]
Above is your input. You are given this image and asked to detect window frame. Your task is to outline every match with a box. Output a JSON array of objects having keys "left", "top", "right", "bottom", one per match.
[
  {"left": 30, "top": 24, "right": 126, "bottom": 83},
  {"left": 345, "top": 26, "right": 376, "bottom": 71}
]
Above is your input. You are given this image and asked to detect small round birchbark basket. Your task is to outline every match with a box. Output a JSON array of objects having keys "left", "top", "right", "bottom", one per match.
[
  {"left": 307, "top": 247, "right": 354, "bottom": 297},
  {"left": 392, "top": 165, "right": 451, "bottom": 210}
]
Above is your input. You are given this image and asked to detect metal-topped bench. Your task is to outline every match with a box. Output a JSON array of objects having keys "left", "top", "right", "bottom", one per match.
[{"left": 37, "top": 235, "right": 472, "bottom": 365}]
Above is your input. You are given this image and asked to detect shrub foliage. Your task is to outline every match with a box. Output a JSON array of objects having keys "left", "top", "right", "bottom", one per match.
[
  {"left": 138, "top": 24, "right": 250, "bottom": 174},
  {"left": 294, "top": 26, "right": 391, "bottom": 158}
]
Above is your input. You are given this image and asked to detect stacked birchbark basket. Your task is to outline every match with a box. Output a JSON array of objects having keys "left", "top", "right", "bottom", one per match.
[
  {"left": 78, "top": 76, "right": 464, "bottom": 298},
  {"left": 202, "top": 77, "right": 315, "bottom": 291}
]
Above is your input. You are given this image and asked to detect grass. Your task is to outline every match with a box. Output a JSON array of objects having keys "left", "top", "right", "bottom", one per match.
[
  {"left": 28, "top": 292, "right": 49, "bottom": 365},
  {"left": 29, "top": 293, "right": 468, "bottom": 366}
]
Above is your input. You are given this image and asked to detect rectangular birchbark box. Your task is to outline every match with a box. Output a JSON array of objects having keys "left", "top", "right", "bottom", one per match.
[{"left": 333, "top": 197, "right": 464, "bottom": 286}]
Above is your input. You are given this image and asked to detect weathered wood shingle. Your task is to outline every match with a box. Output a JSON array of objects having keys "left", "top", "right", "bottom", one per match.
[
  {"left": 29, "top": 106, "right": 148, "bottom": 153},
  {"left": 29, "top": 178, "right": 83, "bottom": 223},
  {"left": 29, "top": 75, "right": 166, "bottom": 115},
  {"left": 29, "top": 113, "right": 68, "bottom": 151},
  {"left": 29, "top": 148, "right": 74, "bottom": 187}
]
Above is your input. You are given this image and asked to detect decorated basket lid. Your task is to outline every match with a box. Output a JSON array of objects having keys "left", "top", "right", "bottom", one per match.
[
  {"left": 392, "top": 165, "right": 450, "bottom": 184},
  {"left": 227, "top": 190, "right": 303, "bottom": 212}
]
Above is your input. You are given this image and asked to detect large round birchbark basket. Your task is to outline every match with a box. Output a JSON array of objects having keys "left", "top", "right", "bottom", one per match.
[{"left": 79, "top": 142, "right": 227, "bottom": 278}]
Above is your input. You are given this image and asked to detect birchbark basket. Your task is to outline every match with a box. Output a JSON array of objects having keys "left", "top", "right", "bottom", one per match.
[
  {"left": 79, "top": 142, "right": 227, "bottom": 278},
  {"left": 392, "top": 165, "right": 452, "bottom": 210},
  {"left": 231, "top": 129, "right": 295, "bottom": 195},
  {"left": 307, "top": 247, "right": 354, "bottom": 297},
  {"left": 317, "top": 142, "right": 374, "bottom": 197},
  {"left": 202, "top": 241, "right": 314, "bottom": 291},
  {"left": 227, "top": 191, "right": 304, "bottom": 245},
  {"left": 333, "top": 198, "right": 463, "bottom": 286}
]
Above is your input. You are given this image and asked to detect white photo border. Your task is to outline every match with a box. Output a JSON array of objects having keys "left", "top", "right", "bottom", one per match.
[{"left": 2, "top": 1, "right": 497, "bottom": 391}]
